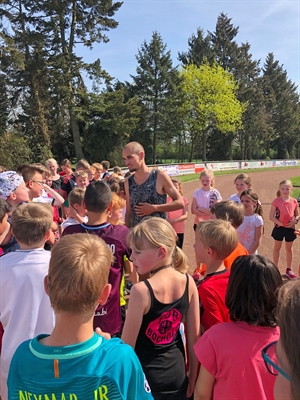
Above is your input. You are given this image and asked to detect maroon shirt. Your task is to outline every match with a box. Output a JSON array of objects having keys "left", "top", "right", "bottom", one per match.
[{"left": 62, "top": 222, "right": 130, "bottom": 336}]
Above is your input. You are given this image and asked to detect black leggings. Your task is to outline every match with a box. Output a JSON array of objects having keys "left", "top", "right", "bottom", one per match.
[{"left": 176, "top": 233, "right": 184, "bottom": 249}]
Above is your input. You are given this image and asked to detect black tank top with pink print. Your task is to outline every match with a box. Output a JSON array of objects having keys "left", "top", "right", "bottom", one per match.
[{"left": 135, "top": 275, "right": 189, "bottom": 400}]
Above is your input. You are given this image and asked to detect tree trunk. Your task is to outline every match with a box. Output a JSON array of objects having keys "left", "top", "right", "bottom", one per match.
[
  {"left": 69, "top": 108, "right": 85, "bottom": 160},
  {"left": 189, "top": 140, "right": 195, "bottom": 162},
  {"left": 266, "top": 140, "right": 270, "bottom": 158},
  {"left": 202, "top": 132, "right": 206, "bottom": 161}
]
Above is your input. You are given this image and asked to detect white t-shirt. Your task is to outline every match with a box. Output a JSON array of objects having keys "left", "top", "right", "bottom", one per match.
[
  {"left": 193, "top": 188, "right": 222, "bottom": 223},
  {"left": 237, "top": 214, "right": 263, "bottom": 253},
  {"left": 33, "top": 189, "right": 53, "bottom": 205},
  {"left": 228, "top": 193, "right": 241, "bottom": 203},
  {"left": 0, "top": 249, "right": 55, "bottom": 399},
  {"left": 61, "top": 216, "right": 88, "bottom": 231}
]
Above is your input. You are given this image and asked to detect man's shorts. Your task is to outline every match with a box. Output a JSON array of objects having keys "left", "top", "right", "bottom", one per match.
[{"left": 271, "top": 226, "right": 296, "bottom": 242}]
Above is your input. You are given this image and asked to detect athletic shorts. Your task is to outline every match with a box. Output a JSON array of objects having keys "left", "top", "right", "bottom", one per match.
[{"left": 271, "top": 226, "right": 296, "bottom": 242}]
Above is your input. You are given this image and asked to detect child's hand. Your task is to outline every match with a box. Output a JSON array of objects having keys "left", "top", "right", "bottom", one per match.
[
  {"left": 286, "top": 219, "right": 298, "bottom": 229},
  {"left": 295, "top": 229, "right": 300, "bottom": 236},
  {"left": 95, "top": 327, "right": 111, "bottom": 340}
]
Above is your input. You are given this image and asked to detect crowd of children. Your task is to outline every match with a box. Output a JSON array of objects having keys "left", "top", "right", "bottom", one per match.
[{"left": 0, "top": 154, "right": 299, "bottom": 400}]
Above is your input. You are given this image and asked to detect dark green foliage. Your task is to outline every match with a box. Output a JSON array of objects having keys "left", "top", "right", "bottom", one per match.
[
  {"left": 262, "top": 53, "right": 299, "bottom": 159},
  {"left": 130, "top": 31, "right": 182, "bottom": 164},
  {"left": 82, "top": 85, "right": 140, "bottom": 164},
  {"left": 178, "top": 28, "right": 214, "bottom": 67}
]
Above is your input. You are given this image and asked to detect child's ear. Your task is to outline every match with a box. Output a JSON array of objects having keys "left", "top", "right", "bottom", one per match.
[
  {"left": 157, "top": 246, "right": 166, "bottom": 259},
  {"left": 98, "top": 284, "right": 111, "bottom": 306},
  {"left": 27, "top": 180, "right": 34, "bottom": 189},
  {"left": 107, "top": 201, "right": 113, "bottom": 213},
  {"left": 207, "top": 247, "right": 214, "bottom": 258},
  {"left": 44, "top": 229, "right": 52, "bottom": 242},
  {"left": 8, "top": 192, "right": 17, "bottom": 201}
]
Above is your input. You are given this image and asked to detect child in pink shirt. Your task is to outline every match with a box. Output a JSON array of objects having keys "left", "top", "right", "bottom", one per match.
[
  {"left": 167, "top": 178, "right": 189, "bottom": 249},
  {"left": 194, "top": 254, "right": 282, "bottom": 400}
]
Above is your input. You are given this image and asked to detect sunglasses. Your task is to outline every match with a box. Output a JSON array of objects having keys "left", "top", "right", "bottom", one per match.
[{"left": 262, "top": 341, "right": 290, "bottom": 381}]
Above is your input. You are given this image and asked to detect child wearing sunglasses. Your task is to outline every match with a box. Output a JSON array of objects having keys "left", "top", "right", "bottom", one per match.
[
  {"left": 271, "top": 280, "right": 300, "bottom": 400},
  {"left": 193, "top": 255, "right": 282, "bottom": 400}
]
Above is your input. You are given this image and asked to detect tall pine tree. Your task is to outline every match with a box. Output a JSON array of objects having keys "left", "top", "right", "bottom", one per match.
[{"left": 131, "top": 31, "right": 181, "bottom": 163}]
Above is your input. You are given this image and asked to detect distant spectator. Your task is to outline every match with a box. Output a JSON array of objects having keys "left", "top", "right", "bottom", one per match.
[
  {"left": 101, "top": 160, "right": 110, "bottom": 180},
  {"left": 74, "top": 170, "right": 89, "bottom": 190},
  {"left": 59, "top": 159, "right": 73, "bottom": 177},
  {"left": 91, "top": 163, "right": 103, "bottom": 181},
  {"left": 113, "top": 166, "right": 123, "bottom": 177},
  {"left": 46, "top": 158, "right": 63, "bottom": 192},
  {"left": 61, "top": 159, "right": 90, "bottom": 200}
]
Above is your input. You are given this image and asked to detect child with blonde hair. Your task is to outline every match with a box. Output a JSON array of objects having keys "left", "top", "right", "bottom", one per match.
[
  {"left": 90, "top": 162, "right": 103, "bottom": 181},
  {"left": 121, "top": 217, "right": 200, "bottom": 400},
  {"left": 0, "top": 203, "right": 55, "bottom": 399},
  {"left": 167, "top": 178, "right": 189, "bottom": 249},
  {"left": 192, "top": 169, "right": 222, "bottom": 275},
  {"left": 61, "top": 188, "right": 87, "bottom": 231},
  {"left": 269, "top": 179, "right": 299, "bottom": 279},
  {"left": 75, "top": 170, "right": 89, "bottom": 189},
  {"left": 195, "top": 219, "right": 238, "bottom": 332},
  {"left": 237, "top": 189, "right": 264, "bottom": 254},
  {"left": 7, "top": 234, "right": 153, "bottom": 400},
  {"left": 228, "top": 173, "right": 252, "bottom": 203}
]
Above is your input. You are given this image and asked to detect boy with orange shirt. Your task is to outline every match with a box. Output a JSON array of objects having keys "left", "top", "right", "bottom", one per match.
[{"left": 193, "top": 201, "right": 248, "bottom": 280}]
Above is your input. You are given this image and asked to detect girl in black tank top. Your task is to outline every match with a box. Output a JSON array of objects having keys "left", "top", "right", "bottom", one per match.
[{"left": 121, "top": 217, "right": 200, "bottom": 400}]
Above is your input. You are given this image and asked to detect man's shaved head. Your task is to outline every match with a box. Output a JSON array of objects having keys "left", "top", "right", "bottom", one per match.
[{"left": 123, "top": 142, "right": 144, "bottom": 155}]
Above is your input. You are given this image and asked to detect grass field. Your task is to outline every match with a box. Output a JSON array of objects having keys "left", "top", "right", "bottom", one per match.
[
  {"left": 291, "top": 176, "right": 300, "bottom": 187},
  {"left": 175, "top": 166, "right": 300, "bottom": 183},
  {"left": 292, "top": 189, "right": 300, "bottom": 200}
]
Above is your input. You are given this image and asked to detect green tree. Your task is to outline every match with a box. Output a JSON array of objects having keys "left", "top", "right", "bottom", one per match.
[
  {"left": 81, "top": 85, "right": 140, "bottom": 165},
  {"left": 0, "top": 131, "right": 32, "bottom": 169},
  {"left": 0, "top": 0, "right": 122, "bottom": 160},
  {"left": 178, "top": 28, "right": 214, "bottom": 67},
  {"left": 180, "top": 63, "right": 244, "bottom": 161},
  {"left": 0, "top": 75, "right": 9, "bottom": 135},
  {"left": 262, "top": 53, "right": 299, "bottom": 158},
  {"left": 131, "top": 31, "right": 181, "bottom": 164},
  {"left": 233, "top": 43, "right": 266, "bottom": 160}
]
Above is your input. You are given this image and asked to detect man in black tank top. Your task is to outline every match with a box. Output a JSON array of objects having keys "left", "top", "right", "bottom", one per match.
[{"left": 122, "top": 142, "right": 184, "bottom": 228}]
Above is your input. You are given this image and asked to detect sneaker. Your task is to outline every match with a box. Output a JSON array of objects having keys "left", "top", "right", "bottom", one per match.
[{"left": 285, "top": 268, "right": 297, "bottom": 280}]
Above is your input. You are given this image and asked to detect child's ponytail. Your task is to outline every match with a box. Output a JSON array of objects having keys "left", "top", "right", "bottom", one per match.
[{"left": 172, "top": 246, "right": 188, "bottom": 274}]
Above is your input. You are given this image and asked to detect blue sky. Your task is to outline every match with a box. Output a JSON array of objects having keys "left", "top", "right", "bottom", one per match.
[{"left": 79, "top": 0, "right": 299, "bottom": 93}]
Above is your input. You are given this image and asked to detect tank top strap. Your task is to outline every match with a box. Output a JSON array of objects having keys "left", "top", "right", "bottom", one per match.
[
  {"left": 144, "top": 279, "right": 154, "bottom": 309},
  {"left": 184, "top": 273, "right": 189, "bottom": 300}
]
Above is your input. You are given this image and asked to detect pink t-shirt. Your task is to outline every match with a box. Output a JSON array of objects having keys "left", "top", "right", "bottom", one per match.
[
  {"left": 167, "top": 196, "right": 189, "bottom": 234},
  {"left": 272, "top": 197, "right": 298, "bottom": 227},
  {"left": 194, "top": 321, "right": 279, "bottom": 400}
]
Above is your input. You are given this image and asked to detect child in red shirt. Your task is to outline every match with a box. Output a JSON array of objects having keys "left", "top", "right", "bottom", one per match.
[
  {"left": 195, "top": 219, "right": 238, "bottom": 332},
  {"left": 194, "top": 255, "right": 282, "bottom": 400}
]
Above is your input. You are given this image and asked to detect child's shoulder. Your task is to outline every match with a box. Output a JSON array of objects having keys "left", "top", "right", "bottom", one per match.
[
  {"left": 182, "top": 196, "right": 189, "bottom": 204},
  {"left": 253, "top": 213, "right": 263, "bottom": 223},
  {"left": 199, "top": 270, "right": 230, "bottom": 288}
]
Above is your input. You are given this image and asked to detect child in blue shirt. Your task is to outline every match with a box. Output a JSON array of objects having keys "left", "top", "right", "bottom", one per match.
[{"left": 8, "top": 233, "right": 153, "bottom": 400}]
